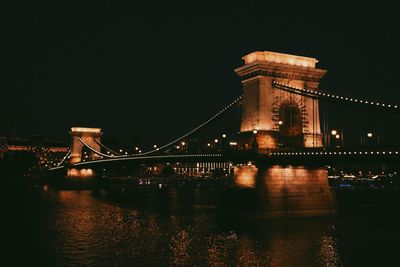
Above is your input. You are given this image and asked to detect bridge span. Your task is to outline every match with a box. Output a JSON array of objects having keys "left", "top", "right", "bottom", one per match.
[
  {"left": 47, "top": 50, "right": 399, "bottom": 221},
  {"left": 49, "top": 147, "right": 400, "bottom": 172}
]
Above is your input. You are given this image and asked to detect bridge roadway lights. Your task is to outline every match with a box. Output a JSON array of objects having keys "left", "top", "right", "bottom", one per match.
[
  {"left": 269, "top": 150, "right": 400, "bottom": 164},
  {"left": 234, "top": 51, "right": 326, "bottom": 153},
  {"left": 271, "top": 150, "right": 399, "bottom": 156},
  {"left": 69, "top": 127, "right": 103, "bottom": 164}
]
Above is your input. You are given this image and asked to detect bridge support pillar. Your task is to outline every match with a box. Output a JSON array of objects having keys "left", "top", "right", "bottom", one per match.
[
  {"left": 69, "top": 127, "right": 102, "bottom": 164},
  {"left": 233, "top": 165, "right": 336, "bottom": 218},
  {"left": 235, "top": 51, "right": 327, "bottom": 153},
  {"left": 67, "top": 168, "right": 96, "bottom": 178}
]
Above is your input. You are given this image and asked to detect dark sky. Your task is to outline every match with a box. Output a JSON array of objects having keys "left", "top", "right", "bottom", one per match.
[{"left": 6, "top": 1, "right": 400, "bottom": 144}]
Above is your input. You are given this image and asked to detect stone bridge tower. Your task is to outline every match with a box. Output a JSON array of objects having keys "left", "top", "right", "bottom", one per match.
[
  {"left": 69, "top": 127, "right": 102, "bottom": 164},
  {"left": 235, "top": 51, "right": 327, "bottom": 153}
]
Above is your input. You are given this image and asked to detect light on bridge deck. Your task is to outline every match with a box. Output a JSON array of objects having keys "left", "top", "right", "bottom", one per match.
[{"left": 271, "top": 150, "right": 399, "bottom": 156}]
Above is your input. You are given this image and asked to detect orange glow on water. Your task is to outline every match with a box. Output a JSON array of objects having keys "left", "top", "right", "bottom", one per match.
[
  {"left": 233, "top": 165, "right": 336, "bottom": 218},
  {"left": 234, "top": 165, "right": 258, "bottom": 188}
]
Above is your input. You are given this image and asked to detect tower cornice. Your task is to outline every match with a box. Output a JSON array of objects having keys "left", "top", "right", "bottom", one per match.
[{"left": 235, "top": 61, "right": 327, "bottom": 82}]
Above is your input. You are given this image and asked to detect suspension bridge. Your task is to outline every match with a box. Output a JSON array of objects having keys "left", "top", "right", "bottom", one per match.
[{"left": 49, "top": 51, "right": 400, "bottom": 174}]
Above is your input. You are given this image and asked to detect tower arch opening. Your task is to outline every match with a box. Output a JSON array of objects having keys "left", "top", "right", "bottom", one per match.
[{"left": 278, "top": 101, "right": 303, "bottom": 148}]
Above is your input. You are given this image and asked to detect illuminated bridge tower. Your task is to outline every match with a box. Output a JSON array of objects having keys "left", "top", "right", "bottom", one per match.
[
  {"left": 235, "top": 51, "right": 327, "bottom": 153},
  {"left": 69, "top": 127, "right": 102, "bottom": 164}
]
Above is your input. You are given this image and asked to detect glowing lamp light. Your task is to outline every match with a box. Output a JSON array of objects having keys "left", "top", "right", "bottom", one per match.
[
  {"left": 181, "top": 141, "right": 185, "bottom": 146},
  {"left": 331, "top": 130, "right": 337, "bottom": 135},
  {"left": 335, "top": 134, "right": 340, "bottom": 139},
  {"left": 214, "top": 139, "right": 219, "bottom": 143},
  {"left": 207, "top": 143, "right": 211, "bottom": 147},
  {"left": 367, "top": 133, "right": 373, "bottom": 138},
  {"left": 278, "top": 121, "right": 283, "bottom": 125},
  {"left": 253, "top": 129, "right": 258, "bottom": 134},
  {"left": 153, "top": 145, "right": 157, "bottom": 148},
  {"left": 222, "top": 134, "right": 227, "bottom": 138}
]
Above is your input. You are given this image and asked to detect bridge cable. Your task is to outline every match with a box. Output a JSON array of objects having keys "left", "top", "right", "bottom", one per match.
[
  {"left": 78, "top": 138, "right": 116, "bottom": 158},
  {"left": 56, "top": 149, "right": 71, "bottom": 167},
  {"left": 136, "top": 95, "right": 243, "bottom": 156},
  {"left": 273, "top": 81, "right": 399, "bottom": 112},
  {"left": 94, "top": 139, "right": 122, "bottom": 156}
]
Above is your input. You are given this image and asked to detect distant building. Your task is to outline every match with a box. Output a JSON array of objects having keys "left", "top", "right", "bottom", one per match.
[{"left": 1, "top": 135, "right": 69, "bottom": 169}]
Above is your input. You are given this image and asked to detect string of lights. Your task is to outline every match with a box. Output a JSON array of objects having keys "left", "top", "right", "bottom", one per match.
[
  {"left": 78, "top": 138, "right": 116, "bottom": 158},
  {"left": 94, "top": 139, "right": 122, "bottom": 156},
  {"left": 56, "top": 149, "right": 71, "bottom": 167},
  {"left": 55, "top": 103, "right": 239, "bottom": 165},
  {"left": 271, "top": 150, "right": 399, "bottom": 156},
  {"left": 273, "top": 81, "right": 399, "bottom": 111},
  {"left": 74, "top": 153, "right": 223, "bottom": 166},
  {"left": 135, "top": 95, "right": 242, "bottom": 156}
]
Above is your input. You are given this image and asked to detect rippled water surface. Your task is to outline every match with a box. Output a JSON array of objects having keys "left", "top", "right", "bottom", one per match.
[{"left": 2, "top": 179, "right": 400, "bottom": 266}]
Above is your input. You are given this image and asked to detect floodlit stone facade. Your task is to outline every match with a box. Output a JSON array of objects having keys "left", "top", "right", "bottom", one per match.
[
  {"left": 235, "top": 51, "right": 327, "bottom": 153},
  {"left": 69, "top": 127, "right": 102, "bottom": 163}
]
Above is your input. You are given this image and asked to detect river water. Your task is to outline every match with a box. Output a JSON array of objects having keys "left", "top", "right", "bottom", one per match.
[{"left": 2, "top": 167, "right": 400, "bottom": 266}]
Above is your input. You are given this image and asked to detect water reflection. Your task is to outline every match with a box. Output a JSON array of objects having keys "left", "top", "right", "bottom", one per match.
[
  {"left": 233, "top": 165, "right": 336, "bottom": 218},
  {"left": 319, "top": 234, "right": 341, "bottom": 266},
  {"left": 234, "top": 165, "right": 258, "bottom": 188},
  {"left": 7, "top": 170, "right": 400, "bottom": 266},
  {"left": 17, "top": 186, "right": 341, "bottom": 266},
  {"left": 170, "top": 230, "right": 191, "bottom": 266}
]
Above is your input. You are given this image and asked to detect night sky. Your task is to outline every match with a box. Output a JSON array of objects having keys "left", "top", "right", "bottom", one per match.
[{"left": 7, "top": 2, "right": 400, "bottom": 145}]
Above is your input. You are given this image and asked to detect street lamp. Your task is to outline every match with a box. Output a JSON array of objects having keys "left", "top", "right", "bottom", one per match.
[
  {"left": 328, "top": 129, "right": 343, "bottom": 147},
  {"left": 222, "top": 134, "right": 226, "bottom": 138},
  {"left": 364, "top": 132, "right": 379, "bottom": 146},
  {"left": 253, "top": 129, "right": 258, "bottom": 134}
]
